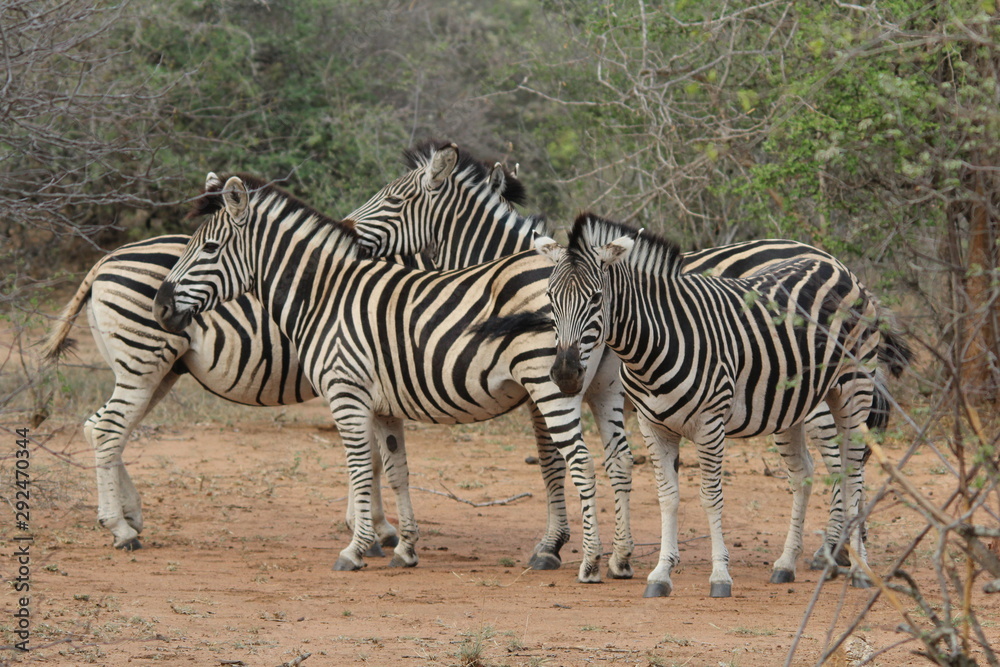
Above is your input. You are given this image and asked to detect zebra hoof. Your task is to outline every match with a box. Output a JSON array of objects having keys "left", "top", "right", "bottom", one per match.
[
  {"left": 642, "top": 581, "right": 673, "bottom": 598},
  {"left": 388, "top": 552, "right": 418, "bottom": 568},
  {"left": 116, "top": 538, "right": 142, "bottom": 551},
  {"left": 381, "top": 534, "right": 400, "bottom": 549},
  {"left": 577, "top": 561, "right": 602, "bottom": 584},
  {"left": 710, "top": 582, "right": 732, "bottom": 598},
  {"left": 333, "top": 556, "right": 365, "bottom": 571},
  {"left": 850, "top": 572, "right": 872, "bottom": 589},
  {"left": 607, "top": 564, "right": 634, "bottom": 580},
  {"left": 528, "top": 552, "right": 561, "bottom": 570},
  {"left": 769, "top": 569, "right": 795, "bottom": 584},
  {"left": 811, "top": 547, "right": 850, "bottom": 569},
  {"left": 364, "top": 542, "right": 386, "bottom": 558}
]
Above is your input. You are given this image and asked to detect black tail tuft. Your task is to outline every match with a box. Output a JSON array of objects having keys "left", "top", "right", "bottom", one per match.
[
  {"left": 878, "top": 328, "right": 913, "bottom": 378},
  {"left": 38, "top": 332, "right": 78, "bottom": 361}
]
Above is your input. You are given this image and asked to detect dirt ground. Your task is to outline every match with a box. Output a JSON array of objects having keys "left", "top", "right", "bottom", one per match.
[{"left": 3, "top": 333, "right": 999, "bottom": 666}]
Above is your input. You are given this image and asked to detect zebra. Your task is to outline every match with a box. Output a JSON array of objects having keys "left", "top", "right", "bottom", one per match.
[
  {"left": 341, "top": 139, "right": 904, "bottom": 574},
  {"left": 152, "top": 172, "right": 609, "bottom": 581},
  {"left": 536, "top": 213, "right": 894, "bottom": 597},
  {"left": 345, "top": 141, "right": 637, "bottom": 577},
  {"left": 38, "top": 236, "right": 363, "bottom": 551}
]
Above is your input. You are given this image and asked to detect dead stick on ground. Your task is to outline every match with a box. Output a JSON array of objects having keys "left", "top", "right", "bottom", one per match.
[
  {"left": 275, "top": 653, "right": 311, "bottom": 667},
  {"left": 412, "top": 484, "right": 532, "bottom": 507}
]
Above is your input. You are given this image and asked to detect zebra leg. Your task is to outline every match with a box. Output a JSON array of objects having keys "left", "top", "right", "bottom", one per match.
[
  {"left": 373, "top": 416, "right": 417, "bottom": 568},
  {"left": 844, "top": 425, "right": 871, "bottom": 588},
  {"left": 332, "top": 408, "right": 382, "bottom": 571},
  {"left": 86, "top": 372, "right": 178, "bottom": 550},
  {"left": 769, "top": 422, "right": 812, "bottom": 584},
  {"left": 828, "top": 387, "right": 873, "bottom": 589},
  {"left": 118, "top": 370, "right": 182, "bottom": 538},
  {"left": 85, "top": 293, "right": 192, "bottom": 550},
  {"left": 696, "top": 428, "right": 733, "bottom": 598},
  {"left": 802, "top": 406, "right": 851, "bottom": 569},
  {"left": 639, "top": 417, "right": 682, "bottom": 598},
  {"left": 331, "top": 414, "right": 378, "bottom": 571},
  {"left": 583, "top": 354, "right": 634, "bottom": 580},
  {"left": 346, "top": 420, "right": 402, "bottom": 558},
  {"left": 525, "top": 402, "right": 571, "bottom": 571},
  {"left": 532, "top": 395, "right": 602, "bottom": 583}
]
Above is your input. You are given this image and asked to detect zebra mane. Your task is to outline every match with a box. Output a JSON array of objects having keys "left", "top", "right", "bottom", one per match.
[
  {"left": 524, "top": 214, "right": 549, "bottom": 237},
  {"left": 568, "top": 213, "right": 683, "bottom": 276},
  {"left": 187, "top": 173, "right": 364, "bottom": 256},
  {"left": 403, "top": 140, "right": 528, "bottom": 206}
]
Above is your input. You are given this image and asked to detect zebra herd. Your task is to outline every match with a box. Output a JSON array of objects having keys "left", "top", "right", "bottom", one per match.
[{"left": 42, "top": 141, "right": 910, "bottom": 598}]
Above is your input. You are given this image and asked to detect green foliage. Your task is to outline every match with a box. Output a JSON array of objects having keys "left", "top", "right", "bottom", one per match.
[
  {"left": 120, "top": 0, "right": 410, "bottom": 224},
  {"left": 10, "top": 0, "right": 1000, "bottom": 274}
]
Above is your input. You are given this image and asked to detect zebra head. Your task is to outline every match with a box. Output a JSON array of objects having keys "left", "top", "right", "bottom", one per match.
[
  {"left": 154, "top": 172, "right": 254, "bottom": 333},
  {"left": 344, "top": 140, "right": 525, "bottom": 264},
  {"left": 535, "top": 220, "right": 635, "bottom": 395}
]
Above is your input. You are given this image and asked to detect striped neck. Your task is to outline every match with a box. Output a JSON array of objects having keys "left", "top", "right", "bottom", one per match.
[
  {"left": 248, "top": 195, "right": 363, "bottom": 334},
  {"left": 433, "top": 203, "right": 547, "bottom": 269},
  {"left": 567, "top": 213, "right": 684, "bottom": 370}
]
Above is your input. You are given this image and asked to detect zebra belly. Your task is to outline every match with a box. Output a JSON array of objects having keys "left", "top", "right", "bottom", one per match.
[
  {"left": 623, "top": 366, "right": 825, "bottom": 443},
  {"left": 367, "top": 367, "right": 530, "bottom": 425},
  {"left": 719, "top": 383, "right": 828, "bottom": 439}
]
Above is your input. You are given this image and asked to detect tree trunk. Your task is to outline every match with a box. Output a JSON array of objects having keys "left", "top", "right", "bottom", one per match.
[{"left": 960, "top": 171, "right": 1000, "bottom": 403}]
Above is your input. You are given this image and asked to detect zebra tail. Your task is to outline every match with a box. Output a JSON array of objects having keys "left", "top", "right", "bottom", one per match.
[
  {"left": 877, "top": 326, "right": 913, "bottom": 379},
  {"left": 864, "top": 316, "right": 913, "bottom": 431},
  {"left": 867, "top": 382, "right": 891, "bottom": 431},
  {"left": 38, "top": 257, "right": 106, "bottom": 361},
  {"left": 469, "top": 309, "right": 553, "bottom": 341}
]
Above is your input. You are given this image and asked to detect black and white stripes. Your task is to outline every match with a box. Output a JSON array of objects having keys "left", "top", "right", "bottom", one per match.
[
  {"left": 39, "top": 235, "right": 321, "bottom": 550},
  {"left": 347, "top": 141, "right": 535, "bottom": 267},
  {"left": 346, "top": 142, "right": 638, "bottom": 578},
  {"left": 537, "top": 213, "right": 884, "bottom": 597},
  {"left": 44, "top": 140, "right": 909, "bottom": 596},
  {"left": 154, "top": 173, "right": 607, "bottom": 580}
]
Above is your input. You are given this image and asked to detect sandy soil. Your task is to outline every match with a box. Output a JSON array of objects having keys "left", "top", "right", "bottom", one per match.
[{"left": 2, "top": 335, "right": 998, "bottom": 667}]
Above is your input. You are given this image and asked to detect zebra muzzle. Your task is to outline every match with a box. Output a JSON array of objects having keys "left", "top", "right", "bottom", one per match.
[
  {"left": 551, "top": 344, "right": 585, "bottom": 395},
  {"left": 153, "top": 281, "right": 192, "bottom": 333}
]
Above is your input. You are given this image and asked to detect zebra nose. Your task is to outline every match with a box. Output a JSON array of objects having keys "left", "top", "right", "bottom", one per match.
[
  {"left": 153, "top": 281, "right": 187, "bottom": 332},
  {"left": 551, "top": 344, "right": 585, "bottom": 395}
]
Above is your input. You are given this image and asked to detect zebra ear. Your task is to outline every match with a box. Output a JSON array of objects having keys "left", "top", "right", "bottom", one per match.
[
  {"left": 596, "top": 236, "right": 634, "bottom": 267},
  {"left": 488, "top": 162, "right": 506, "bottom": 194},
  {"left": 205, "top": 172, "right": 224, "bottom": 192},
  {"left": 533, "top": 235, "right": 565, "bottom": 264},
  {"left": 427, "top": 144, "right": 458, "bottom": 188},
  {"left": 222, "top": 176, "right": 249, "bottom": 224}
]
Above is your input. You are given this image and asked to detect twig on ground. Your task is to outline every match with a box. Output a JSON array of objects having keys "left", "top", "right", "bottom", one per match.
[
  {"left": 412, "top": 483, "right": 531, "bottom": 507},
  {"left": 275, "top": 653, "right": 311, "bottom": 667}
]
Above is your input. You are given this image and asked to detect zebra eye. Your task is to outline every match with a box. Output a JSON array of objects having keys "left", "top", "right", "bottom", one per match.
[
  {"left": 589, "top": 291, "right": 603, "bottom": 304},
  {"left": 386, "top": 195, "right": 404, "bottom": 205},
  {"left": 202, "top": 242, "right": 220, "bottom": 255}
]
